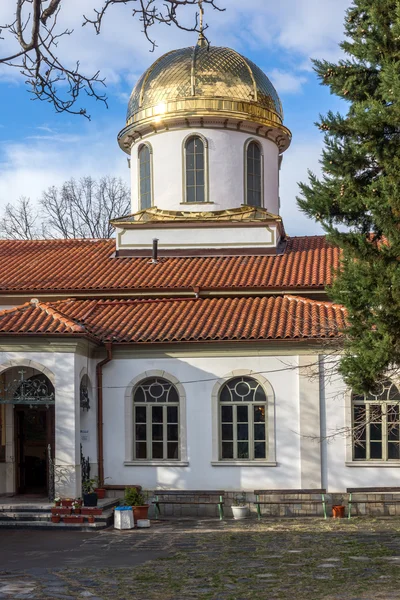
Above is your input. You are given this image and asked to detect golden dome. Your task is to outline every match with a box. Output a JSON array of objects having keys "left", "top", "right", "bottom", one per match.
[
  {"left": 127, "top": 45, "right": 283, "bottom": 122},
  {"left": 119, "top": 45, "right": 291, "bottom": 153}
]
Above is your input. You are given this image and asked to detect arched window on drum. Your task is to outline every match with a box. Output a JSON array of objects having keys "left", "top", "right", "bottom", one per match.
[
  {"left": 245, "top": 141, "right": 263, "bottom": 207},
  {"left": 184, "top": 135, "right": 207, "bottom": 203},
  {"left": 138, "top": 144, "right": 152, "bottom": 209}
]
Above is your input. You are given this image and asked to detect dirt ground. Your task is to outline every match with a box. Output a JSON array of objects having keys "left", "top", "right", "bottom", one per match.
[{"left": 1, "top": 517, "right": 400, "bottom": 599}]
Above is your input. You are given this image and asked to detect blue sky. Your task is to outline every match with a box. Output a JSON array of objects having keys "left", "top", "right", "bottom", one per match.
[{"left": 0, "top": 0, "right": 352, "bottom": 236}]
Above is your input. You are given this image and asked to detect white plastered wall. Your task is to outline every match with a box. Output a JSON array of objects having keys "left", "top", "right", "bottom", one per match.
[
  {"left": 130, "top": 129, "right": 280, "bottom": 215},
  {"left": 102, "top": 353, "right": 300, "bottom": 492},
  {"left": 322, "top": 355, "right": 400, "bottom": 491}
]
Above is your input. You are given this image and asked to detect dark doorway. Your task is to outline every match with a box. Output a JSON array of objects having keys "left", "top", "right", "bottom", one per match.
[{"left": 15, "top": 406, "right": 55, "bottom": 494}]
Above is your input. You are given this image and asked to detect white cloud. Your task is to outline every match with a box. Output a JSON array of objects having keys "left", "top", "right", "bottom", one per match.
[
  {"left": 269, "top": 69, "right": 307, "bottom": 94},
  {"left": 0, "top": 121, "right": 129, "bottom": 207},
  {"left": 0, "top": 0, "right": 352, "bottom": 88},
  {"left": 280, "top": 136, "right": 325, "bottom": 236}
]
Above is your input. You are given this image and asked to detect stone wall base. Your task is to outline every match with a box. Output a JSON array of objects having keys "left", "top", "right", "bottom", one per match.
[{"left": 104, "top": 490, "right": 400, "bottom": 518}]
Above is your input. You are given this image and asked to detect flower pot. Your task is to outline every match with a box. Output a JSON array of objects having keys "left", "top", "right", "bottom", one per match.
[
  {"left": 81, "top": 507, "right": 103, "bottom": 516},
  {"left": 94, "top": 488, "right": 106, "bottom": 500},
  {"left": 73, "top": 508, "right": 81, "bottom": 515},
  {"left": 51, "top": 515, "right": 61, "bottom": 523},
  {"left": 51, "top": 507, "right": 71, "bottom": 516},
  {"left": 87, "top": 515, "right": 95, "bottom": 524},
  {"left": 61, "top": 499, "right": 74, "bottom": 508},
  {"left": 83, "top": 492, "right": 98, "bottom": 507},
  {"left": 137, "top": 519, "right": 150, "bottom": 528},
  {"left": 332, "top": 505, "right": 345, "bottom": 519},
  {"left": 232, "top": 505, "right": 249, "bottom": 520},
  {"left": 63, "top": 515, "right": 84, "bottom": 524},
  {"left": 133, "top": 505, "right": 149, "bottom": 522}
]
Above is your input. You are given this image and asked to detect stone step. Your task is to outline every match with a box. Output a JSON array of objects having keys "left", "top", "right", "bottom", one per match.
[
  {"left": 0, "top": 498, "right": 120, "bottom": 513},
  {"left": 0, "top": 519, "right": 111, "bottom": 531}
]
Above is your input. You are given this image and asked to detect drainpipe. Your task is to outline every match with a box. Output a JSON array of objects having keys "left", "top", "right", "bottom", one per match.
[{"left": 96, "top": 342, "right": 113, "bottom": 487}]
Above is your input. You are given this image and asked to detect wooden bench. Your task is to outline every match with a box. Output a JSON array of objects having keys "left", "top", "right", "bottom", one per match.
[
  {"left": 254, "top": 489, "right": 327, "bottom": 520},
  {"left": 153, "top": 491, "right": 225, "bottom": 520},
  {"left": 347, "top": 487, "right": 400, "bottom": 519}
]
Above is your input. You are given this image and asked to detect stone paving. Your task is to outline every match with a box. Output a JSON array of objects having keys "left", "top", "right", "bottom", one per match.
[{"left": 2, "top": 517, "right": 400, "bottom": 599}]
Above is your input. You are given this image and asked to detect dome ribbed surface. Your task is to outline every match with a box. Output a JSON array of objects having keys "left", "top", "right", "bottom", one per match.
[{"left": 126, "top": 46, "right": 283, "bottom": 124}]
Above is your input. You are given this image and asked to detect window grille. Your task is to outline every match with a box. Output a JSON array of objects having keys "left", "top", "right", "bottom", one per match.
[
  {"left": 133, "top": 377, "right": 180, "bottom": 460},
  {"left": 219, "top": 376, "right": 267, "bottom": 460},
  {"left": 352, "top": 380, "right": 400, "bottom": 461}
]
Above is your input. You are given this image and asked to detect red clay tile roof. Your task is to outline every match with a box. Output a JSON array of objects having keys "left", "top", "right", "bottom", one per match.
[
  {"left": 0, "top": 296, "right": 347, "bottom": 343},
  {"left": 0, "top": 236, "right": 338, "bottom": 294}
]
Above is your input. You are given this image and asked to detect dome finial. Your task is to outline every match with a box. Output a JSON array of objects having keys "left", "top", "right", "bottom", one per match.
[{"left": 197, "top": 0, "right": 207, "bottom": 48}]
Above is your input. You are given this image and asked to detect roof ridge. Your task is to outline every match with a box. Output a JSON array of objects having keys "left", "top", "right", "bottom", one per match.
[
  {"left": 284, "top": 294, "right": 346, "bottom": 310},
  {"left": 40, "top": 301, "right": 87, "bottom": 333}
]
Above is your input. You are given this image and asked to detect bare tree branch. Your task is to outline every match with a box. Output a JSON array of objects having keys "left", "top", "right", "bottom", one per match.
[
  {"left": 0, "top": 0, "right": 224, "bottom": 118},
  {"left": 0, "top": 197, "right": 42, "bottom": 240},
  {"left": 0, "top": 176, "right": 130, "bottom": 240}
]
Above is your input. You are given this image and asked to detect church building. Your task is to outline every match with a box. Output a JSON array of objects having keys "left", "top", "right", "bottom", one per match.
[{"left": 0, "top": 35, "right": 399, "bottom": 506}]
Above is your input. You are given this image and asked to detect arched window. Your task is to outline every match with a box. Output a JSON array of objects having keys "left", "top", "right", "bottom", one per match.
[
  {"left": 133, "top": 377, "right": 180, "bottom": 460},
  {"left": 219, "top": 376, "right": 267, "bottom": 460},
  {"left": 352, "top": 379, "right": 400, "bottom": 461},
  {"left": 245, "top": 141, "right": 262, "bottom": 207},
  {"left": 185, "top": 135, "right": 205, "bottom": 203},
  {"left": 138, "top": 144, "right": 152, "bottom": 209}
]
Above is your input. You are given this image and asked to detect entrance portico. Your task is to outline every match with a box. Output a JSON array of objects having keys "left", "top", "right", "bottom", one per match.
[{"left": 0, "top": 355, "right": 84, "bottom": 500}]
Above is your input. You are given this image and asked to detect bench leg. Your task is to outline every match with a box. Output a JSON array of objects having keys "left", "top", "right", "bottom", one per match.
[
  {"left": 154, "top": 497, "right": 160, "bottom": 519},
  {"left": 348, "top": 494, "right": 352, "bottom": 520},
  {"left": 218, "top": 497, "right": 224, "bottom": 521},
  {"left": 322, "top": 494, "right": 327, "bottom": 519},
  {"left": 256, "top": 496, "right": 261, "bottom": 520}
]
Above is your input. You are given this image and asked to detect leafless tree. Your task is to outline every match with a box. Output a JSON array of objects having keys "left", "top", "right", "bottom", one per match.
[
  {"left": 0, "top": 1, "right": 223, "bottom": 119},
  {"left": 0, "top": 197, "right": 43, "bottom": 240},
  {"left": 0, "top": 176, "right": 130, "bottom": 239}
]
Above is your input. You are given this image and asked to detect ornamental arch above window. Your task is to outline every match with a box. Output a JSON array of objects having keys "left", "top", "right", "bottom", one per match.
[
  {"left": 138, "top": 143, "right": 153, "bottom": 210},
  {"left": 245, "top": 140, "right": 263, "bottom": 207},
  {"left": 133, "top": 377, "right": 180, "bottom": 461},
  {"left": 352, "top": 379, "right": 400, "bottom": 461},
  {"left": 219, "top": 376, "right": 268, "bottom": 461},
  {"left": 183, "top": 134, "right": 208, "bottom": 203}
]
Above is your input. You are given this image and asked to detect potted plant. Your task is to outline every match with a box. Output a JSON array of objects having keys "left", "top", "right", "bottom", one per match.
[
  {"left": 123, "top": 487, "right": 149, "bottom": 521},
  {"left": 54, "top": 496, "right": 61, "bottom": 507},
  {"left": 51, "top": 506, "right": 71, "bottom": 516},
  {"left": 231, "top": 494, "right": 249, "bottom": 520},
  {"left": 332, "top": 496, "right": 346, "bottom": 519},
  {"left": 93, "top": 476, "right": 110, "bottom": 500},
  {"left": 72, "top": 500, "right": 81, "bottom": 514},
  {"left": 87, "top": 515, "right": 95, "bottom": 524},
  {"left": 51, "top": 514, "right": 61, "bottom": 523},
  {"left": 82, "top": 479, "right": 98, "bottom": 507}
]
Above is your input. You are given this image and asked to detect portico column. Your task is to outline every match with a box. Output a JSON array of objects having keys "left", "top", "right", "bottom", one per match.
[
  {"left": 299, "top": 354, "right": 322, "bottom": 488},
  {"left": 54, "top": 357, "right": 81, "bottom": 498}
]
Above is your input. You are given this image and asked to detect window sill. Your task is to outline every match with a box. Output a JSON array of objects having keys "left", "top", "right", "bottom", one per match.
[
  {"left": 211, "top": 461, "right": 277, "bottom": 467},
  {"left": 345, "top": 461, "right": 400, "bottom": 468},
  {"left": 124, "top": 461, "right": 189, "bottom": 467},
  {"left": 179, "top": 202, "right": 214, "bottom": 205}
]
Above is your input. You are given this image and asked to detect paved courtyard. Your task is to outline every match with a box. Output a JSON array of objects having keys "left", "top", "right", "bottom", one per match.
[{"left": 1, "top": 518, "right": 400, "bottom": 599}]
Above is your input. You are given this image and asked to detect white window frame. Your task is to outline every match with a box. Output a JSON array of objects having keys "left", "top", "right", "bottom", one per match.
[
  {"left": 124, "top": 370, "right": 188, "bottom": 467},
  {"left": 345, "top": 379, "right": 400, "bottom": 467},
  {"left": 182, "top": 133, "right": 209, "bottom": 204},
  {"left": 244, "top": 138, "right": 264, "bottom": 208},
  {"left": 137, "top": 142, "right": 154, "bottom": 210},
  {"left": 211, "top": 370, "right": 277, "bottom": 467}
]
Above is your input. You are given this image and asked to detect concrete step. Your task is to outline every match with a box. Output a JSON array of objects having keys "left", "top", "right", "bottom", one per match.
[{"left": 0, "top": 520, "right": 111, "bottom": 531}]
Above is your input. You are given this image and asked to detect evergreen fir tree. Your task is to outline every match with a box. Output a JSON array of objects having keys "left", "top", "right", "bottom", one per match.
[{"left": 298, "top": 0, "right": 400, "bottom": 392}]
